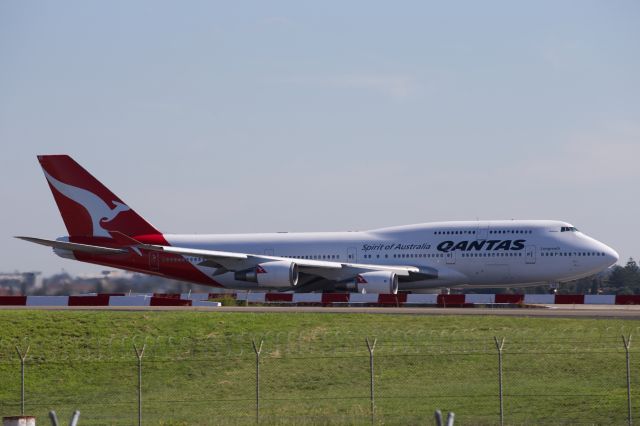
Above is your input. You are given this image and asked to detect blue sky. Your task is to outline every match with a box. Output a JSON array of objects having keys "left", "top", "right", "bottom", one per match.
[{"left": 1, "top": 1, "right": 639, "bottom": 276}]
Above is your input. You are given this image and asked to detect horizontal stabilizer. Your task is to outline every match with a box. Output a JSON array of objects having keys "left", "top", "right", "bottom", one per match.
[{"left": 15, "top": 236, "right": 128, "bottom": 255}]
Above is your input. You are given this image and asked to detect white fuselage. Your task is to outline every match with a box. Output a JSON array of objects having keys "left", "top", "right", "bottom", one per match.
[{"left": 162, "top": 220, "right": 618, "bottom": 291}]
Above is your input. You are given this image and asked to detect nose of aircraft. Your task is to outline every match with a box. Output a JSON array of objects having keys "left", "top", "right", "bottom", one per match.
[{"left": 602, "top": 244, "right": 619, "bottom": 267}]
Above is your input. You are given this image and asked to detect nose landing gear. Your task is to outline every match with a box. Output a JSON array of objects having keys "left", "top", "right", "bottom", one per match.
[{"left": 548, "top": 282, "right": 560, "bottom": 294}]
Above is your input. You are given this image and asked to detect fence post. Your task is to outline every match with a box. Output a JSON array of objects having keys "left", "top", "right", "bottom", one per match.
[
  {"left": 623, "top": 335, "right": 632, "bottom": 426},
  {"left": 49, "top": 410, "right": 80, "bottom": 426},
  {"left": 252, "top": 339, "right": 264, "bottom": 424},
  {"left": 15, "top": 344, "right": 30, "bottom": 415},
  {"left": 435, "top": 409, "right": 443, "bottom": 426},
  {"left": 494, "top": 337, "right": 505, "bottom": 426},
  {"left": 366, "top": 338, "right": 377, "bottom": 424},
  {"left": 446, "top": 411, "right": 455, "bottom": 426},
  {"left": 133, "top": 343, "right": 146, "bottom": 426},
  {"left": 49, "top": 410, "right": 59, "bottom": 426},
  {"left": 69, "top": 410, "right": 81, "bottom": 426}
]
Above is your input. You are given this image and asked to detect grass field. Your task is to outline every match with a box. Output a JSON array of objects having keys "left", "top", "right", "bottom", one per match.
[{"left": 0, "top": 310, "right": 639, "bottom": 425}]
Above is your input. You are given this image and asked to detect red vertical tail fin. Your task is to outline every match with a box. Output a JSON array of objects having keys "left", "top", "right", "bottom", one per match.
[{"left": 38, "top": 155, "right": 161, "bottom": 238}]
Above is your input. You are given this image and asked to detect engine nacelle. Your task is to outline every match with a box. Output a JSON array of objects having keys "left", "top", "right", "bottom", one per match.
[
  {"left": 234, "top": 260, "right": 299, "bottom": 288},
  {"left": 355, "top": 271, "right": 398, "bottom": 294}
]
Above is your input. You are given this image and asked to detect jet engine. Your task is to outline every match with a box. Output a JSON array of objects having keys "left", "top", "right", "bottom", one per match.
[
  {"left": 234, "top": 260, "right": 299, "bottom": 288},
  {"left": 354, "top": 271, "right": 398, "bottom": 294}
]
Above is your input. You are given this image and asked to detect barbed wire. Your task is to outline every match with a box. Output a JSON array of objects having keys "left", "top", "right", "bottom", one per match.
[{"left": 1, "top": 333, "right": 639, "bottom": 361}]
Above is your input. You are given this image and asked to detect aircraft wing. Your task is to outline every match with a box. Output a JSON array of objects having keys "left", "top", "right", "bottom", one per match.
[
  {"left": 129, "top": 238, "right": 433, "bottom": 282},
  {"left": 104, "top": 232, "right": 428, "bottom": 282}
]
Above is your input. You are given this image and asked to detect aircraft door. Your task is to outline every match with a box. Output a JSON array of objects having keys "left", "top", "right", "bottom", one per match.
[
  {"left": 476, "top": 224, "right": 488, "bottom": 240},
  {"left": 149, "top": 252, "right": 160, "bottom": 271},
  {"left": 525, "top": 246, "right": 536, "bottom": 264},
  {"left": 446, "top": 251, "right": 456, "bottom": 264},
  {"left": 347, "top": 247, "right": 357, "bottom": 263}
]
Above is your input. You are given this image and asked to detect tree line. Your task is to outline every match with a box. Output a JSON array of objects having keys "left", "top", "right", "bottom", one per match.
[{"left": 540, "top": 258, "right": 640, "bottom": 295}]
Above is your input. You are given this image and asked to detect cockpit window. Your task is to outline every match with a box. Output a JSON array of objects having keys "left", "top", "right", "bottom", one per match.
[{"left": 561, "top": 226, "right": 578, "bottom": 232}]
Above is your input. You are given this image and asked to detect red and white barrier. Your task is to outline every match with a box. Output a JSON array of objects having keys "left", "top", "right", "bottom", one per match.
[
  {"left": 1, "top": 293, "right": 639, "bottom": 307},
  {"left": 210, "top": 292, "right": 640, "bottom": 306},
  {"left": 585, "top": 294, "right": 616, "bottom": 304},
  {"left": 108, "top": 296, "right": 151, "bottom": 307},
  {"left": 0, "top": 294, "right": 220, "bottom": 307}
]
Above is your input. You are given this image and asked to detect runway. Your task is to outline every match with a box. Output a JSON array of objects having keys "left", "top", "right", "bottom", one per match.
[{"left": 2, "top": 304, "right": 640, "bottom": 318}]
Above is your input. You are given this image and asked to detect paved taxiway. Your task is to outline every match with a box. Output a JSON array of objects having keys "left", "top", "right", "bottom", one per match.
[{"left": 2, "top": 305, "right": 640, "bottom": 319}]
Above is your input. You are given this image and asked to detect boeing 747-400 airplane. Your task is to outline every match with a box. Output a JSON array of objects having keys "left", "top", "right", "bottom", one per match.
[{"left": 17, "top": 155, "right": 619, "bottom": 294}]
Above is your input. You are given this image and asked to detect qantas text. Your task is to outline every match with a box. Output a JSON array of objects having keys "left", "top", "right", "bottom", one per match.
[{"left": 437, "top": 239, "right": 526, "bottom": 252}]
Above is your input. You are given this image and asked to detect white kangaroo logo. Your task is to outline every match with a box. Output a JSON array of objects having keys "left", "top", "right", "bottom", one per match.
[{"left": 44, "top": 170, "right": 130, "bottom": 238}]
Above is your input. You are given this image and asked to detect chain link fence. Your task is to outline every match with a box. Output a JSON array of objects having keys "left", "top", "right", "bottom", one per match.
[{"left": 0, "top": 331, "right": 638, "bottom": 425}]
